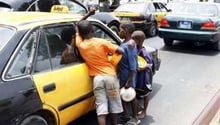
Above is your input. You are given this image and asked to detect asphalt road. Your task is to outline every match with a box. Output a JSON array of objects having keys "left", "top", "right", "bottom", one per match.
[{"left": 70, "top": 36, "right": 220, "bottom": 125}]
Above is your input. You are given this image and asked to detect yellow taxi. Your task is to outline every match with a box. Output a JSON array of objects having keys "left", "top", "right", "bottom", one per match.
[
  {"left": 0, "top": 10, "right": 125, "bottom": 125},
  {"left": 0, "top": 5, "right": 161, "bottom": 124},
  {"left": 112, "top": 1, "right": 171, "bottom": 36}
]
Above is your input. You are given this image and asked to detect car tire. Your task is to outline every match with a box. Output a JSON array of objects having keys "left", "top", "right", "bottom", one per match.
[
  {"left": 147, "top": 22, "right": 157, "bottom": 37},
  {"left": 109, "top": 25, "right": 119, "bottom": 35},
  {"left": 212, "top": 41, "right": 220, "bottom": 51},
  {"left": 19, "top": 115, "right": 48, "bottom": 125},
  {"left": 164, "top": 38, "right": 174, "bottom": 46}
]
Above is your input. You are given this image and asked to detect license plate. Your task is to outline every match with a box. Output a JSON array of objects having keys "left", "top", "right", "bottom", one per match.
[{"left": 179, "top": 21, "right": 192, "bottom": 29}]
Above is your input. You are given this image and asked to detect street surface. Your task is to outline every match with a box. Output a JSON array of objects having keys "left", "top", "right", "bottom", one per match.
[{"left": 70, "top": 36, "right": 220, "bottom": 125}]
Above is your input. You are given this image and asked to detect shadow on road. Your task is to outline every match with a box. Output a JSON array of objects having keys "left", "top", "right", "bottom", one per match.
[
  {"left": 68, "top": 110, "right": 97, "bottom": 125},
  {"left": 140, "top": 115, "right": 155, "bottom": 125},
  {"left": 69, "top": 83, "right": 162, "bottom": 125},
  {"left": 149, "top": 82, "right": 162, "bottom": 101},
  {"left": 161, "top": 40, "right": 219, "bottom": 56}
]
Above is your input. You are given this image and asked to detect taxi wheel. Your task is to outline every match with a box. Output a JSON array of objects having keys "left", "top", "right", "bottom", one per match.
[
  {"left": 19, "top": 115, "right": 48, "bottom": 125},
  {"left": 164, "top": 39, "right": 174, "bottom": 46},
  {"left": 147, "top": 22, "right": 157, "bottom": 37}
]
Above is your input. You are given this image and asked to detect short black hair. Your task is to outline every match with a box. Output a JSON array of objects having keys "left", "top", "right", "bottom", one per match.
[
  {"left": 61, "top": 28, "right": 76, "bottom": 44},
  {"left": 120, "top": 23, "right": 135, "bottom": 34},
  {"left": 77, "top": 20, "right": 93, "bottom": 38}
]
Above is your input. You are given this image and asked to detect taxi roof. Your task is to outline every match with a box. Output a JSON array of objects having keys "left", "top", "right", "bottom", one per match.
[{"left": 0, "top": 12, "right": 96, "bottom": 30}]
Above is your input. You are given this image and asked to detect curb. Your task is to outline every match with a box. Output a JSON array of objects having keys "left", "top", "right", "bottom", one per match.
[{"left": 192, "top": 88, "right": 220, "bottom": 125}]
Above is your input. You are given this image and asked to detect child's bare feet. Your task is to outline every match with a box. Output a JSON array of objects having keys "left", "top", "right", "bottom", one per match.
[
  {"left": 127, "top": 118, "right": 141, "bottom": 125},
  {"left": 137, "top": 111, "right": 146, "bottom": 119},
  {"left": 137, "top": 105, "right": 144, "bottom": 114}
]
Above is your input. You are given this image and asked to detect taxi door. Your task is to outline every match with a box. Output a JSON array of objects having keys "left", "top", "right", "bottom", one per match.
[{"left": 32, "top": 24, "right": 95, "bottom": 125}]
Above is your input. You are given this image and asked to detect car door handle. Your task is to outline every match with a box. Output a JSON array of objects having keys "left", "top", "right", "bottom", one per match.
[{"left": 43, "top": 83, "right": 56, "bottom": 93}]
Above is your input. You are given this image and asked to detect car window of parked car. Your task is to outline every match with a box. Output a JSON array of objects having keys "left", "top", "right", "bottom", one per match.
[
  {"left": 114, "top": 2, "right": 148, "bottom": 13},
  {"left": 176, "top": 3, "right": 218, "bottom": 16},
  {"left": 148, "top": 3, "right": 156, "bottom": 13},
  {"left": 166, "top": 1, "right": 185, "bottom": 11},
  {"left": 6, "top": 30, "right": 37, "bottom": 78}
]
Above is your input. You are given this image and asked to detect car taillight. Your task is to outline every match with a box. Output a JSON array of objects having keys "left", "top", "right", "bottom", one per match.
[
  {"left": 160, "top": 18, "right": 169, "bottom": 27},
  {"left": 201, "top": 21, "right": 215, "bottom": 30}
]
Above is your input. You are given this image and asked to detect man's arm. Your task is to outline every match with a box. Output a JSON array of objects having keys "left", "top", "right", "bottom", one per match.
[{"left": 79, "top": 9, "right": 96, "bottom": 22}]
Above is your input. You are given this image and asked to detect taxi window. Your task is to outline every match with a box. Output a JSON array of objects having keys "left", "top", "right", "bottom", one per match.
[
  {"left": 34, "top": 32, "right": 51, "bottom": 73},
  {"left": 0, "top": 27, "right": 15, "bottom": 51},
  {"left": 158, "top": 3, "right": 168, "bottom": 12},
  {"left": 92, "top": 24, "right": 118, "bottom": 45},
  {"left": 34, "top": 24, "right": 80, "bottom": 73},
  {"left": 6, "top": 31, "right": 37, "bottom": 78},
  {"left": 154, "top": 3, "right": 161, "bottom": 12}
]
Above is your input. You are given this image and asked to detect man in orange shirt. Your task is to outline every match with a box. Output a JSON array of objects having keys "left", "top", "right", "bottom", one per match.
[{"left": 76, "top": 20, "right": 124, "bottom": 125}]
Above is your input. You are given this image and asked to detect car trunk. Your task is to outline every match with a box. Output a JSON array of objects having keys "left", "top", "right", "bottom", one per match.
[{"left": 165, "top": 13, "right": 217, "bottom": 31}]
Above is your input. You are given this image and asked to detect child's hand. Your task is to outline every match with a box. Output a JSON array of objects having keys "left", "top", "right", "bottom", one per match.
[
  {"left": 125, "top": 81, "right": 131, "bottom": 89},
  {"left": 89, "top": 8, "right": 96, "bottom": 15}
]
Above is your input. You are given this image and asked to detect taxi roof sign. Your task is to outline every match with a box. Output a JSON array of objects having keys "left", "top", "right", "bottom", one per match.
[{"left": 51, "top": 5, "right": 69, "bottom": 13}]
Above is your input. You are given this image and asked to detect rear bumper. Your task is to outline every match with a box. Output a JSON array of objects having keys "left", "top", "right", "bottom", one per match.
[
  {"left": 119, "top": 20, "right": 151, "bottom": 30},
  {"left": 133, "top": 23, "right": 151, "bottom": 31},
  {"left": 158, "top": 28, "right": 220, "bottom": 42}
]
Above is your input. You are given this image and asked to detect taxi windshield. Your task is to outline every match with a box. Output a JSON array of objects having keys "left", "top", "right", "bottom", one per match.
[{"left": 0, "top": 26, "right": 15, "bottom": 50}]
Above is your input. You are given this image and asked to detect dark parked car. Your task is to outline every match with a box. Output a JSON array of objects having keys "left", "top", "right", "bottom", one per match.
[
  {"left": 0, "top": 0, "right": 120, "bottom": 34},
  {"left": 159, "top": 2, "right": 220, "bottom": 50}
]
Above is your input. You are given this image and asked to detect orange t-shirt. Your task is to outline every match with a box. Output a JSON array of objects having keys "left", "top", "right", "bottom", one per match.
[{"left": 76, "top": 37, "right": 118, "bottom": 76}]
